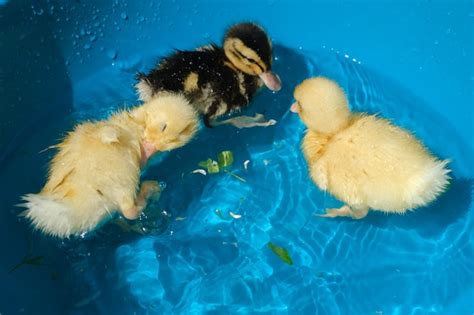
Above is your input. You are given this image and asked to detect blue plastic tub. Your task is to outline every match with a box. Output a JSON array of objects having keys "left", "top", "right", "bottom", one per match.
[{"left": 1, "top": 1, "right": 472, "bottom": 314}]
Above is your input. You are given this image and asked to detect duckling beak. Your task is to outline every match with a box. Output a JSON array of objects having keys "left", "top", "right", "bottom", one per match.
[
  {"left": 259, "top": 71, "right": 282, "bottom": 91},
  {"left": 290, "top": 102, "right": 299, "bottom": 113},
  {"left": 140, "top": 141, "right": 157, "bottom": 165}
]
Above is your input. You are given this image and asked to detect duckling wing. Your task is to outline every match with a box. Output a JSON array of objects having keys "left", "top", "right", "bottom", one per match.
[
  {"left": 141, "top": 49, "right": 224, "bottom": 94},
  {"left": 97, "top": 125, "right": 120, "bottom": 144}
]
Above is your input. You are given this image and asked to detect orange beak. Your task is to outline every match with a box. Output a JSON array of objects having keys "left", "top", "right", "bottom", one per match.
[
  {"left": 290, "top": 102, "right": 299, "bottom": 113},
  {"left": 140, "top": 141, "right": 157, "bottom": 166},
  {"left": 258, "top": 71, "right": 282, "bottom": 91}
]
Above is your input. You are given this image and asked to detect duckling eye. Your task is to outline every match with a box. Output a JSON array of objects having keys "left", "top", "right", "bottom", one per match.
[
  {"left": 180, "top": 122, "right": 195, "bottom": 136},
  {"left": 237, "top": 51, "right": 256, "bottom": 63},
  {"left": 241, "top": 53, "right": 264, "bottom": 71},
  {"left": 232, "top": 43, "right": 265, "bottom": 72}
]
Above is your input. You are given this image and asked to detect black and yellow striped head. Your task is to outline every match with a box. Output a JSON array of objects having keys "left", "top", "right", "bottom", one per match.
[{"left": 224, "top": 23, "right": 281, "bottom": 91}]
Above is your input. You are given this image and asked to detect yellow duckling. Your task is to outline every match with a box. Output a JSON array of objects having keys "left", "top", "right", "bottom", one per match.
[
  {"left": 20, "top": 93, "right": 199, "bottom": 237},
  {"left": 291, "top": 77, "right": 450, "bottom": 219}
]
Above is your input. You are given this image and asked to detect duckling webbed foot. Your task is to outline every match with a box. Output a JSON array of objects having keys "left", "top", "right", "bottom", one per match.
[
  {"left": 114, "top": 217, "right": 146, "bottom": 235},
  {"left": 115, "top": 180, "right": 161, "bottom": 232},
  {"left": 136, "top": 180, "right": 161, "bottom": 209},
  {"left": 119, "top": 180, "right": 161, "bottom": 220},
  {"left": 316, "top": 205, "right": 368, "bottom": 220}
]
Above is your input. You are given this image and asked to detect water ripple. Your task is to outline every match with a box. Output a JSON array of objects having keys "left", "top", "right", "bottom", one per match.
[{"left": 60, "top": 46, "right": 473, "bottom": 314}]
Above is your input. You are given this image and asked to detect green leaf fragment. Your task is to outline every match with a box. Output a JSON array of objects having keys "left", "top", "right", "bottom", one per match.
[
  {"left": 24, "top": 255, "right": 44, "bottom": 265},
  {"left": 268, "top": 242, "right": 293, "bottom": 265},
  {"left": 8, "top": 255, "right": 45, "bottom": 273},
  {"left": 198, "top": 159, "right": 211, "bottom": 169},
  {"left": 217, "top": 150, "right": 234, "bottom": 168},
  {"left": 197, "top": 151, "right": 237, "bottom": 175},
  {"left": 207, "top": 160, "right": 220, "bottom": 174},
  {"left": 198, "top": 158, "right": 220, "bottom": 174}
]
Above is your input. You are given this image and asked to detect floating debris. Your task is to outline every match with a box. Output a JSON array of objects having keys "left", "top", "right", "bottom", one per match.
[
  {"left": 243, "top": 160, "right": 250, "bottom": 171},
  {"left": 74, "top": 290, "right": 102, "bottom": 308},
  {"left": 175, "top": 216, "right": 187, "bottom": 221},
  {"left": 211, "top": 113, "right": 276, "bottom": 129},
  {"left": 215, "top": 209, "right": 243, "bottom": 220},
  {"left": 191, "top": 169, "right": 207, "bottom": 176},
  {"left": 9, "top": 255, "right": 44, "bottom": 273},
  {"left": 268, "top": 242, "right": 293, "bottom": 265},
  {"left": 217, "top": 150, "right": 234, "bottom": 168},
  {"left": 223, "top": 170, "right": 247, "bottom": 183},
  {"left": 229, "top": 211, "right": 242, "bottom": 219},
  {"left": 198, "top": 158, "right": 220, "bottom": 174},
  {"left": 197, "top": 151, "right": 247, "bottom": 182}
]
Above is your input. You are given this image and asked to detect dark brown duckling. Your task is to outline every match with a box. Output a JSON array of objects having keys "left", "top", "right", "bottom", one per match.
[{"left": 135, "top": 22, "right": 282, "bottom": 127}]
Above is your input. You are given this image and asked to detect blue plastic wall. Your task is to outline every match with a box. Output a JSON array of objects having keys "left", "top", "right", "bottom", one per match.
[{"left": 0, "top": 0, "right": 472, "bottom": 314}]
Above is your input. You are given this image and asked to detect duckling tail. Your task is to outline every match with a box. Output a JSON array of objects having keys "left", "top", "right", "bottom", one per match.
[
  {"left": 406, "top": 159, "right": 451, "bottom": 208},
  {"left": 19, "top": 194, "right": 77, "bottom": 238}
]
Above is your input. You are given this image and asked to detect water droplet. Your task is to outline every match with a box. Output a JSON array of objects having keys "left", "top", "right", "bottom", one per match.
[
  {"left": 120, "top": 12, "right": 128, "bottom": 20},
  {"left": 84, "top": 43, "right": 91, "bottom": 50},
  {"left": 90, "top": 35, "right": 97, "bottom": 42},
  {"left": 80, "top": 28, "right": 85, "bottom": 36},
  {"left": 107, "top": 49, "right": 117, "bottom": 60},
  {"left": 344, "top": 54, "right": 349, "bottom": 58}
]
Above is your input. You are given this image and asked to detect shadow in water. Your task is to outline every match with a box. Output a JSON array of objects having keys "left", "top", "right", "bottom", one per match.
[
  {"left": 0, "top": 1, "right": 74, "bottom": 314},
  {"left": 365, "top": 177, "right": 473, "bottom": 238}
]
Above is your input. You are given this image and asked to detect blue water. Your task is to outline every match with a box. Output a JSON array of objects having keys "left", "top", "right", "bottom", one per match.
[
  {"left": 6, "top": 46, "right": 472, "bottom": 315},
  {"left": 1, "top": 1, "right": 473, "bottom": 314}
]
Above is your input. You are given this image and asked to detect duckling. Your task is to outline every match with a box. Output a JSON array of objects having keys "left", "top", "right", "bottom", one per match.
[
  {"left": 20, "top": 93, "right": 199, "bottom": 238},
  {"left": 135, "top": 22, "right": 282, "bottom": 127},
  {"left": 291, "top": 77, "right": 450, "bottom": 219}
]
